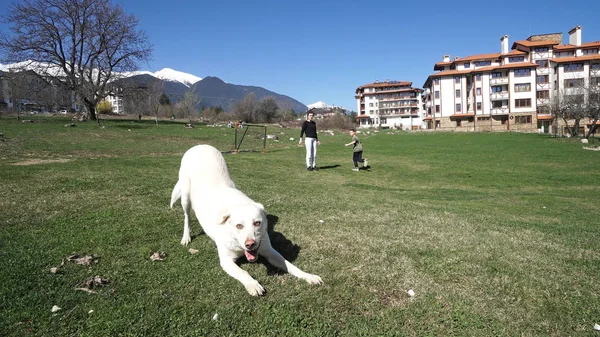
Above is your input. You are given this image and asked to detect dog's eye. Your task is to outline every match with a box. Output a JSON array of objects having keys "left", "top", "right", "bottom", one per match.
[
  {"left": 253, "top": 221, "right": 261, "bottom": 227},
  {"left": 236, "top": 224, "right": 243, "bottom": 229}
]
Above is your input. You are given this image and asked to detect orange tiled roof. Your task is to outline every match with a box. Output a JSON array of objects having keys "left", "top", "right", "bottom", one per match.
[
  {"left": 512, "top": 40, "right": 560, "bottom": 49},
  {"left": 355, "top": 115, "right": 371, "bottom": 119},
  {"left": 430, "top": 62, "right": 537, "bottom": 78},
  {"left": 551, "top": 54, "right": 600, "bottom": 63},
  {"left": 554, "top": 41, "right": 600, "bottom": 51},
  {"left": 357, "top": 81, "right": 412, "bottom": 90},
  {"left": 450, "top": 113, "right": 475, "bottom": 118},
  {"left": 433, "top": 61, "right": 452, "bottom": 70},
  {"left": 428, "top": 69, "right": 474, "bottom": 78},
  {"left": 455, "top": 53, "right": 502, "bottom": 62},
  {"left": 503, "top": 50, "right": 527, "bottom": 56},
  {"left": 537, "top": 115, "right": 553, "bottom": 121},
  {"left": 423, "top": 116, "right": 433, "bottom": 121}
]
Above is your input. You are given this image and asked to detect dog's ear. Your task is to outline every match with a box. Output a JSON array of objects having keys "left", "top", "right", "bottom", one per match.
[
  {"left": 254, "top": 202, "right": 265, "bottom": 211},
  {"left": 218, "top": 208, "right": 230, "bottom": 225}
]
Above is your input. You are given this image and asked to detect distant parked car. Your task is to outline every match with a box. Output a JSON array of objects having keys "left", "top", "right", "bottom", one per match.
[{"left": 59, "top": 110, "right": 68, "bottom": 114}]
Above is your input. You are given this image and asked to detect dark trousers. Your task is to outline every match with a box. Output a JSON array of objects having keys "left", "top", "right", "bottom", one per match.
[{"left": 353, "top": 151, "right": 365, "bottom": 167}]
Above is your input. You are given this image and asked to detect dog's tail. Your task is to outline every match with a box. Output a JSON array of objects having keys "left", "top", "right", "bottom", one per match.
[{"left": 170, "top": 180, "right": 181, "bottom": 208}]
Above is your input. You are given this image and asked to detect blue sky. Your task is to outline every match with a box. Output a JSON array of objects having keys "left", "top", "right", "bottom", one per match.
[{"left": 2, "top": 0, "right": 599, "bottom": 111}]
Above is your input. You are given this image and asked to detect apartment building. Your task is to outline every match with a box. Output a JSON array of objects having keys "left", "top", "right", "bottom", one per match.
[
  {"left": 355, "top": 80, "right": 424, "bottom": 130},
  {"left": 105, "top": 87, "right": 124, "bottom": 114},
  {"left": 422, "top": 25, "right": 600, "bottom": 134}
]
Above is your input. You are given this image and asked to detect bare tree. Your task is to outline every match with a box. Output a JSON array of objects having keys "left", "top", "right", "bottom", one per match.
[
  {"left": 0, "top": 0, "right": 152, "bottom": 122},
  {"left": 257, "top": 97, "right": 279, "bottom": 123},
  {"left": 585, "top": 82, "right": 600, "bottom": 138},
  {"left": 549, "top": 88, "right": 585, "bottom": 137},
  {"left": 231, "top": 93, "right": 257, "bottom": 123},
  {"left": 177, "top": 90, "right": 199, "bottom": 123},
  {"left": 147, "top": 80, "right": 164, "bottom": 125}
]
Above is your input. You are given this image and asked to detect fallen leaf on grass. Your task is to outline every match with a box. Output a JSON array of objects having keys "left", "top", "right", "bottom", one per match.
[
  {"left": 77, "top": 276, "right": 109, "bottom": 293},
  {"left": 150, "top": 251, "right": 167, "bottom": 261},
  {"left": 594, "top": 323, "right": 600, "bottom": 331},
  {"left": 407, "top": 289, "right": 415, "bottom": 297},
  {"left": 188, "top": 248, "right": 199, "bottom": 254},
  {"left": 67, "top": 254, "right": 97, "bottom": 266},
  {"left": 50, "top": 259, "right": 66, "bottom": 274},
  {"left": 51, "top": 305, "right": 61, "bottom": 313}
]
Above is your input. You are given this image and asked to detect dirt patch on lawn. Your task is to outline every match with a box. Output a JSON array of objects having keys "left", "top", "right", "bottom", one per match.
[{"left": 12, "top": 158, "right": 71, "bottom": 166}]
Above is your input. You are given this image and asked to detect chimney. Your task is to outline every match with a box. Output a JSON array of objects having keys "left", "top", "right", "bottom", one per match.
[
  {"left": 443, "top": 55, "right": 450, "bottom": 62},
  {"left": 569, "top": 25, "right": 582, "bottom": 46},
  {"left": 501, "top": 35, "right": 509, "bottom": 54}
]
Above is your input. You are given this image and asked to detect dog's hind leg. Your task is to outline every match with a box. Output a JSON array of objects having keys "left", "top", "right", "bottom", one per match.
[
  {"left": 259, "top": 241, "right": 323, "bottom": 285},
  {"left": 170, "top": 180, "right": 181, "bottom": 208},
  {"left": 179, "top": 180, "right": 192, "bottom": 246}
]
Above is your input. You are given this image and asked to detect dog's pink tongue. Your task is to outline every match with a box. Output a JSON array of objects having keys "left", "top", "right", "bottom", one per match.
[{"left": 245, "top": 250, "right": 258, "bottom": 262}]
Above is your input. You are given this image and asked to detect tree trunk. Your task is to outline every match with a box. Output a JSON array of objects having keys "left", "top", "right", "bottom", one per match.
[
  {"left": 586, "top": 119, "right": 599, "bottom": 138},
  {"left": 84, "top": 100, "right": 99, "bottom": 124}
]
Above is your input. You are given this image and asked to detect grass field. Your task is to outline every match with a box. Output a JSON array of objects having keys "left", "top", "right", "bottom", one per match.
[{"left": 1, "top": 116, "right": 599, "bottom": 336}]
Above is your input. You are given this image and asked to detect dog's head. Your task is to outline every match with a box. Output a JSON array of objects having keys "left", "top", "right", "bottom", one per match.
[{"left": 219, "top": 202, "right": 267, "bottom": 262}]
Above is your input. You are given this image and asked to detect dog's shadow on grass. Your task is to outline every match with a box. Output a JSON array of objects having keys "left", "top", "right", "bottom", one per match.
[{"left": 260, "top": 214, "right": 302, "bottom": 276}]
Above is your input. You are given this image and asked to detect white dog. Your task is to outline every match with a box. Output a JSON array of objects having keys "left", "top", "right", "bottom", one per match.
[{"left": 170, "top": 144, "right": 323, "bottom": 296}]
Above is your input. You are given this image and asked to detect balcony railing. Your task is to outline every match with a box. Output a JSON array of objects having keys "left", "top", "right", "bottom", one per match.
[
  {"left": 536, "top": 67, "right": 550, "bottom": 75},
  {"left": 490, "top": 92, "right": 509, "bottom": 100},
  {"left": 490, "top": 77, "right": 509, "bottom": 85},
  {"left": 491, "top": 107, "right": 509, "bottom": 115}
]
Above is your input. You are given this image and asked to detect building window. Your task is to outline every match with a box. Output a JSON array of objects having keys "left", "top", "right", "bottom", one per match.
[
  {"left": 515, "top": 98, "right": 531, "bottom": 108},
  {"left": 536, "top": 59, "right": 549, "bottom": 68},
  {"left": 434, "top": 78, "right": 440, "bottom": 85},
  {"left": 475, "top": 60, "right": 492, "bottom": 67},
  {"left": 455, "top": 76, "right": 460, "bottom": 83},
  {"left": 369, "top": 103, "right": 373, "bottom": 107},
  {"left": 509, "top": 56, "right": 525, "bottom": 63},
  {"left": 456, "top": 103, "right": 461, "bottom": 112},
  {"left": 491, "top": 86, "right": 504, "bottom": 93},
  {"left": 476, "top": 74, "right": 481, "bottom": 81},
  {"left": 536, "top": 90, "right": 550, "bottom": 99},
  {"left": 492, "top": 72, "right": 503, "bottom": 78},
  {"left": 456, "top": 119, "right": 462, "bottom": 127},
  {"left": 477, "top": 102, "right": 482, "bottom": 110},
  {"left": 534, "top": 47, "right": 549, "bottom": 52},
  {"left": 583, "top": 48, "right": 599, "bottom": 55},
  {"left": 556, "top": 51, "right": 575, "bottom": 57},
  {"left": 591, "top": 77, "right": 600, "bottom": 86},
  {"left": 514, "top": 69, "right": 531, "bottom": 77},
  {"left": 591, "top": 63, "right": 600, "bottom": 70},
  {"left": 478, "top": 116, "right": 490, "bottom": 121},
  {"left": 564, "top": 78, "right": 584, "bottom": 88},
  {"left": 435, "top": 91, "right": 439, "bottom": 99},
  {"left": 455, "top": 89, "right": 460, "bottom": 98},
  {"left": 514, "top": 83, "right": 531, "bottom": 92},
  {"left": 464, "top": 62, "right": 470, "bottom": 68},
  {"left": 537, "top": 75, "right": 549, "bottom": 83},
  {"left": 564, "top": 63, "right": 584, "bottom": 72},
  {"left": 476, "top": 88, "right": 481, "bottom": 95},
  {"left": 515, "top": 116, "right": 532, "bottom": 124},
  {"left": 435, "top": 105, "right": 440, "bottom": 113}
]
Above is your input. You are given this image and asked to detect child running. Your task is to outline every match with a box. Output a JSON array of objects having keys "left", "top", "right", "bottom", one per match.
[{"left": 344, "top": 128, "right": 368, "bottom": 171}]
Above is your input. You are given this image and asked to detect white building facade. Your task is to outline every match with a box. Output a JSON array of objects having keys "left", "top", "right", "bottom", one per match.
[
  {"left": 423, "top": 25, "right": 600, "bottom": 134},
  {"left": 355, "top": 80, "right": 424, "bottom": 130}
]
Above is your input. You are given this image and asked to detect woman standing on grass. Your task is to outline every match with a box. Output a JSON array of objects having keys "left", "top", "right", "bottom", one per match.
[{"left": 299, "top": 111, "right": 320, "bottom": 171}]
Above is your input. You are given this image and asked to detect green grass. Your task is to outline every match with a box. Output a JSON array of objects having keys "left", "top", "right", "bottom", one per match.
[{"left": 1, "top": 116, "right": 599, "bottom": 336}]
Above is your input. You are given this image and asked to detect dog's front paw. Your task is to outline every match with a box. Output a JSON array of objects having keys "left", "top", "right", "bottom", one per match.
[
  {"left": 244, "top": 279, "right": 265, "bottom": 296},
  {"left": 180, "top": 236, "right": 191, "bottom": 246},
  {"left": 304, "top": 274, "right": 323, "bottom": 285}
]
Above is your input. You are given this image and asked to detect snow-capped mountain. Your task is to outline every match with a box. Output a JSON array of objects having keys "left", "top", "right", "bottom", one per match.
[
  {"left": 0, "top": 61, "right": 201, "bottom": 88},
  {"left": 123, "top": 68, "right": 201, "bottom": 87},
  {"left": 307, "top": 101, "right": 329, "bottom": 109}
]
